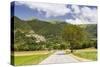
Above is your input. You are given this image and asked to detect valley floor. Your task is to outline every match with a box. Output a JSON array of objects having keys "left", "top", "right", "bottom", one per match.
[{"left": 12, "top": 48, "right": 97, "bottom": 66}]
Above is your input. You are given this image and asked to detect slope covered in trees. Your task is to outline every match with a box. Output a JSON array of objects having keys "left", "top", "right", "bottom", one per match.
[{"left": 12, "top": 16, "right": 97, "bottom": 51}]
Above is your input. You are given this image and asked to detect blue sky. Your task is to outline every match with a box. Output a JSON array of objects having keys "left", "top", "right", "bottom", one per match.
[{"left": 11, "top": 1, "right": 97, "bottom": 24}]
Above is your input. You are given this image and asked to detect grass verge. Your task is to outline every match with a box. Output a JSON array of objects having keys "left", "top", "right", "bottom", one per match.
[
  {"left": 73, "top": 49, "right": 97, "bottom": 61},
  {"left": 11, "top": 51, "right": 53, "bottom": 66}
]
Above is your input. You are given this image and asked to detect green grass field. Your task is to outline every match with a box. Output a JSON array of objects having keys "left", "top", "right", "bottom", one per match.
[
  {"left": 73, "top": 49, "right": 97, "bottom": 61},
  {"left": 11, "top": 51, "right": 53, "bottom": 66}
]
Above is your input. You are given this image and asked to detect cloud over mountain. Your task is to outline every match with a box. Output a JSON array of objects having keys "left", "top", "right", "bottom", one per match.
[
  {"left": 15, "top": 1, "right": 70, "bottom": 17},
  {"left": 15, "top": 1, "right": 97, "bottom": 24},
  {"left": 66, "top": 5, "right": 97, "bottom": 24}
]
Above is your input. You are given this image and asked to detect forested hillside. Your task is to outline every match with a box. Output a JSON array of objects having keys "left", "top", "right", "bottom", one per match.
[{"left": 12, "top": 16, "right": 97, "bottom": 51}]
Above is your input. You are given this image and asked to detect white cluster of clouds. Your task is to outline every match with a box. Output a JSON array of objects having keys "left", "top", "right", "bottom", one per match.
[
  {"left": 66, "top": 5, "right": 97, "bottom": 24},
  {"left": 15, "top": 1, "right": 97, "bottom": 24},
  {"left": 15, "top": 1, "right": 70, "bottom": 17},
  {"left": 71, "top": 5, "right": 80, "bottom": 14}
]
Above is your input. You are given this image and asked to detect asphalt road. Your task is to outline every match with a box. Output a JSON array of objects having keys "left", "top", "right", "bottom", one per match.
[{"left": 39, "top": 50, "right": 79, "bottom": 64}]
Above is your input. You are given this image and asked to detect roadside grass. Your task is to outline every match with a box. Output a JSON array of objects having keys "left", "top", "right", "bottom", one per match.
[
  {"left": 72, "top": 49, "right": 97, "bottom": 61},
  {"left": 11, "top": 51, "right": 54, "bottom": 66},
  {"left": 13, "top": 51, "right": 51, "bottom": 56}
]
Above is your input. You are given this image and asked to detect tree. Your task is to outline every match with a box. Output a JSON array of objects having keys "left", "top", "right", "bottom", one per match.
[{"left": 62, "top": 24, "right": 88, "bottom": 53}]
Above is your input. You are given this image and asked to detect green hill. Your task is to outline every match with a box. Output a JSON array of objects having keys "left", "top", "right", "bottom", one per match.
[
  {"left": 12, "top": 16, "right": 97, "bottom": 51},
  {"left": 79, "top": 24, "right": 97, "bottom": 38}
]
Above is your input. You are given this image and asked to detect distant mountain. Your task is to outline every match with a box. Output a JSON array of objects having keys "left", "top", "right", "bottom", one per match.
[
  {"left": 13, "top": 16, "right": 67, "bottom": 38},
  {"left": 85, "top": 24, "right": 97, "bottom": 38},
  {"left": 12, "top": 16, "right": 97, "bottom": 51},
  {"left": 13, "top": 16, "right": 97, "bottom": 38},
  {"left": 78, "top": 24, "right": 97, "bottom": 38},
  {"left": 12, "top": 16, "right": 68, "bottom": 50},
  {"left": 12, "top": 16, "right": 32, "bottom": 33}
]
